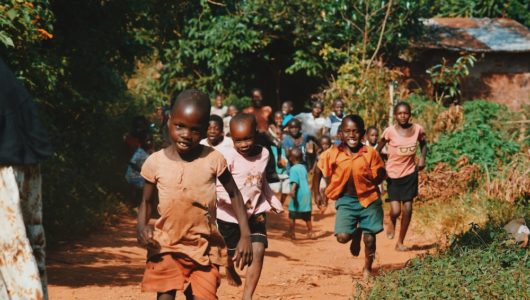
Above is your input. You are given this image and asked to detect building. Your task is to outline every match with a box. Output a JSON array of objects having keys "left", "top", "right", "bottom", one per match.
[{"left": 408, "top": 17, "right": 530, "bottom": 110}]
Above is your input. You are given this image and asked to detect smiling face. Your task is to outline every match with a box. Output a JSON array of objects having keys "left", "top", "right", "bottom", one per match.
[
  {"left": 230, "top": 117, "right": 257, "bottom": 156},
  {"left": 395, "top": 104, "right": 411, "bottom": 126},
  {"left": 251, "top": 90, "right": 263, "bottom": 108},
  {"left": 333, "top": 100, "right": 344, "bottom": 118},
  {"left": 168, "top": 106, "right": 207, "bottom": 155},
  {"left": 287, "top": 119, "right": 301, "bottom": 138},
  {"left": 341, "top": 118, "right": 362, "bottom": 149},
  {"left": 206, "top": 120, "right": 223, "bottom": 146}
]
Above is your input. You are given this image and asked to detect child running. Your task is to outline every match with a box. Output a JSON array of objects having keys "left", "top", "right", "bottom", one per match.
[
  {"left": 215, "top": 113, "right": 283, "bottom": 299},
  {"left": 312, "top": 115, "right": 386, "bottom": 279},
  {"left": 200, "top": 114, "right": 234, "bottom": 150},
  {"left": 125, "top": 134, "right": 154, "bottom": 206},
  {"left": 287, "top": 148, "right": 314, "bottom": 240},
  {"left": 136, "top": 89, "right": 253, "bottom": 300},
  {"left": 376, "top": 101, "right": 427, "bottom": 251}
]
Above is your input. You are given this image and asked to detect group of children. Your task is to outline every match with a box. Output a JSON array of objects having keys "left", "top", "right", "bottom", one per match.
[{"left": 134, "top": 88, "right": 427, "bottom": 299}]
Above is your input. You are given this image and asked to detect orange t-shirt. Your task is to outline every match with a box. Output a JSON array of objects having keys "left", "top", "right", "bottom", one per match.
[
  {"left": 317, "top": 145, "right": 385, "bottom": 207},
  {"left": 243, "top": 106, "right": 272, "bottom": 132},
  {"left": 141, "top": 145, "right": 227, "bottom": 265},
  {"left": 382, "top": 123, "right": 425, "bottom": 179}
]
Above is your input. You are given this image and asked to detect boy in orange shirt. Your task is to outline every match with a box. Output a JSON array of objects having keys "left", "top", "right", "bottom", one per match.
[
  {"left": 312, "top": 115, "right": 386, "bottom": 279},
  {"left": 136, "top": 89, "right": 253, "bottom": 300}
]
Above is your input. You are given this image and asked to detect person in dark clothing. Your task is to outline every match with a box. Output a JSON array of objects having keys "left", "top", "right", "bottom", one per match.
[{"left": 0, "top": 58, "right": 52, "bottom": 299}]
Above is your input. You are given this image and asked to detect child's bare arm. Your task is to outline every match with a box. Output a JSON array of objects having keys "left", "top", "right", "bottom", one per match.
[
  {"left": 375, "top": 138, "right": 387, "bottom": 153},
  {"left": 136, "top": 182, "right": 158, "bottom": 247},
  {"left": 290, "top": 182, "right": 298, "bottom": 200},
  {"left": 418, "top": 139, "right": 428, "bottom": 170},
  {"left": 218, "top": 169, "right": 253, "bottom": 269}
]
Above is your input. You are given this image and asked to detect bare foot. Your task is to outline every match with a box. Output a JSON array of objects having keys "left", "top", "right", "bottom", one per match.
[
  {"left": 349, "top": 230, "right": 362, "bottom": 257},
  {"left": 362, "top": 268, "right": 373, "bottom": 280},
  {"left": 395, "top": 244, "right": 410, "bottom": 252},
  {"left": 307, "top": 231, "right": 317, "bottom": 240},
  {"left": 386, "top": 222, "right": 395, "bottom": 240},
  {"left": 225, "top": 266, "right": 242, "bottom": 287}
]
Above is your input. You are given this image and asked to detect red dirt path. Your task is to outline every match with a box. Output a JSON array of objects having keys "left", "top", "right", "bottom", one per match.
[{"left": 47, "top": 207, "right": 436, "bottom": 299}]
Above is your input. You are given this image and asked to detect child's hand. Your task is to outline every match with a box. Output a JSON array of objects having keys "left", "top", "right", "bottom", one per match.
[
  {"left": 417, "top": 159, "right": 426, "bottom": 171},
  {"left": 313, "top": 192, "right": 324, "bottom": 207},
  {"left": 136, "top": 224, "right": 158, "bottom": 247},
  {"left": 233, "top": 235, "right": 253, "bottom": 270}
]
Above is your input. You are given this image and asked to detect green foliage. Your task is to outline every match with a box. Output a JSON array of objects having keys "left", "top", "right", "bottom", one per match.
[
  {"left": 159, "top": 0, "right": 427, "bottom": 98},
  {"left": 427, "top": 54, "right": 477, "bottom": 103},
  {"left": 426, "top": 0, "right": 530, "bottom": 28},
  {"left": 408, "top": 94, "right": 444, "bottom": 141},
  {"left": 427, "top": 100, "right": 520, "bottom": 169},
  {"left": 365, "top": 223, "right": 529, "bottom": 299}
]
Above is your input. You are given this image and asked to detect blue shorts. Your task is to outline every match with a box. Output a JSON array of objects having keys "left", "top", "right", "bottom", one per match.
[{"left": 334, "top": 195, "right": 384, "bottom": 235}]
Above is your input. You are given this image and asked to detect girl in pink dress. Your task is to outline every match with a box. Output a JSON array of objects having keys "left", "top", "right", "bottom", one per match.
[{"left": 377, "top": 102, "right": 427, "bottom": 251}]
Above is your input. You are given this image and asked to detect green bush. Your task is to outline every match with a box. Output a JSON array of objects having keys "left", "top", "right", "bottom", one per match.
[
  {"left": 365, "top": 219, "right": 529, "bottom": 299},
  {"left": 427, "top": 100, "right": 520, "bottom": 169}
]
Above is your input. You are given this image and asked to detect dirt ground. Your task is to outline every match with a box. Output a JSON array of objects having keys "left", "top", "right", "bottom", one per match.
[{"left": 47, "top": 205, "right": 437, "bottom": 300}]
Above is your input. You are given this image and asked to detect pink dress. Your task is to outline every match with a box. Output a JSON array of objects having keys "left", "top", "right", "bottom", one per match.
[
  {"left": 382, "top": 124, "right": 425, "bottom": 179},
  {"left": 216, "top": 146, "right": 283, "bottom": 223}
]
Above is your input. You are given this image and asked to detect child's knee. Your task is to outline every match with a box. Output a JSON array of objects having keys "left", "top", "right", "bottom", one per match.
[
  {"left": 336, "top": 233, "right": 351, "bottom": 243},
  {"left": 363, "top": 233, "right": 375, "bottom": 245}
]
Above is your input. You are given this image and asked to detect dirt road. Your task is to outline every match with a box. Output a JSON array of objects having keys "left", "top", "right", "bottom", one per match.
[{"left": 47, "top": 206, "right": 436, "bottom": 299}]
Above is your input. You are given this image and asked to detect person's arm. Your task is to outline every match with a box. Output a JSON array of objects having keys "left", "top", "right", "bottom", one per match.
[
  {"left": 136, "top": 182, "right": 158, "bottom": 247},
  {"left": 375, "top": 138, "right": 387, "bottom": 154},
  {"left": 290, "top": 182, "right": 298, "bottom": 201},
  {"left": 218, "top": 169, "right": 253, "bottom": 269},
  {"left": 261, "top": 174, "right": 284, "bottom": 213},
  {"left": 418, "top": 139, "right": 428, "bottom": 171}
]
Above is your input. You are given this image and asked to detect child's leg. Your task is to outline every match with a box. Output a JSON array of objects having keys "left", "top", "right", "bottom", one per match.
[
  {"left": 386, "top": 200, "right": 401, "bottom": 239},
  {"left": 243, "top": 242, "right": 266, "bottom": 300},
  {"left": 288, "top": 218, "right": 296, "bottom": 239},
  {"left": 396, "top": 200, "right": 413, "bottom": 251},
  {"left": 157, "top": 290, "right": 176, "bottom": 300},
  {"left": 362, "top": 233, "right": 376, "bottom": 278},
  {"left": 225, "top": 256, "right": 242, "bottom": 286},
  {"left": 305, "top": 219, "right": 316, "bottom": 239}
]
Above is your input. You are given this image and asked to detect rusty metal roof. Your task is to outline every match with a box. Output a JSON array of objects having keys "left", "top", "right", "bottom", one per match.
[{"left": 416, "top": 17, "right": 530, "bottom": 53}]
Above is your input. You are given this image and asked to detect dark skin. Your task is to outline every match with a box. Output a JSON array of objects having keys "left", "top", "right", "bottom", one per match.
[
  {"left": 365, "top": 128, "right": 379, "bottom": 147},
  {"left": 206, "top": 120, "right": 224, "bottom": 146},
  {"left": 228, "top": 117, "right": 271, "bottom": 300},
  {"left": 251, "top": 90, "right": 263, "bottom": 108},
  {"left": 136, "top": 102, "right": 253, "bottom": 300},
  {"left": 376, "top": 104, "right": 428, "bottom": 251},
  {"left": 285, "top": 120, "right": 320, "bottom": 158},
  {"left": 287, "top": 149, "right": 314, "bottom": 239},
  {"left": 312, "top": 119, "right": 384, "bottom": 278}
]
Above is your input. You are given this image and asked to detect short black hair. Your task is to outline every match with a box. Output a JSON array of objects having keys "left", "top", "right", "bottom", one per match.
[
  {"left": 209, "top": 114, "right": 224, "bottom": 130},
  {"left": 282, "top": 100, "right": 293, "bottom": 107},
  {"left": 394, "top": 101, "right": 411, "bottom": 114},
  {"left": 342, "top": 114, "right": 366, "bottom": 135},
  {"left": 319, "top": 135, "right": 331, "bottom": 143},
  {"left": 171, "top": 89, "right": 211, "bottom": 124},
  {"left": 230, "top": 113, "right": 257, "bottom": 131},
  {"left": 289, "top": 147, "right": 304, "bottom": 162},
  {"left": 287, "top": 118, "right": 301, "bottom": 128},
  {"left": 366, "top": 126, "right": 378, "bottom": 134},
  {"left": 312, "top": 100, "right": 324, "bottom": 109}
]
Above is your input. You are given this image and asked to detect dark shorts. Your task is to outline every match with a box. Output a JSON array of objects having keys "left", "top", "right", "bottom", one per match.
[
  {"left": 334, "top": 196, "right": 384, "bottom": 235},
  {"left": 387, "top": 170, "right": 418, "bottom": 201},
  {"left": 288, "top": 211, "right": 312, "bottom": 221},
  {"left": 217, "top": 213, "right": 268, "bottom": 257}
]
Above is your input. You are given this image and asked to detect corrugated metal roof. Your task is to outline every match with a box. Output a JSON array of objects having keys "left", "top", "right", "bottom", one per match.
[{"left": 416, "top": 17, "right": 530, "bottom": 53}]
